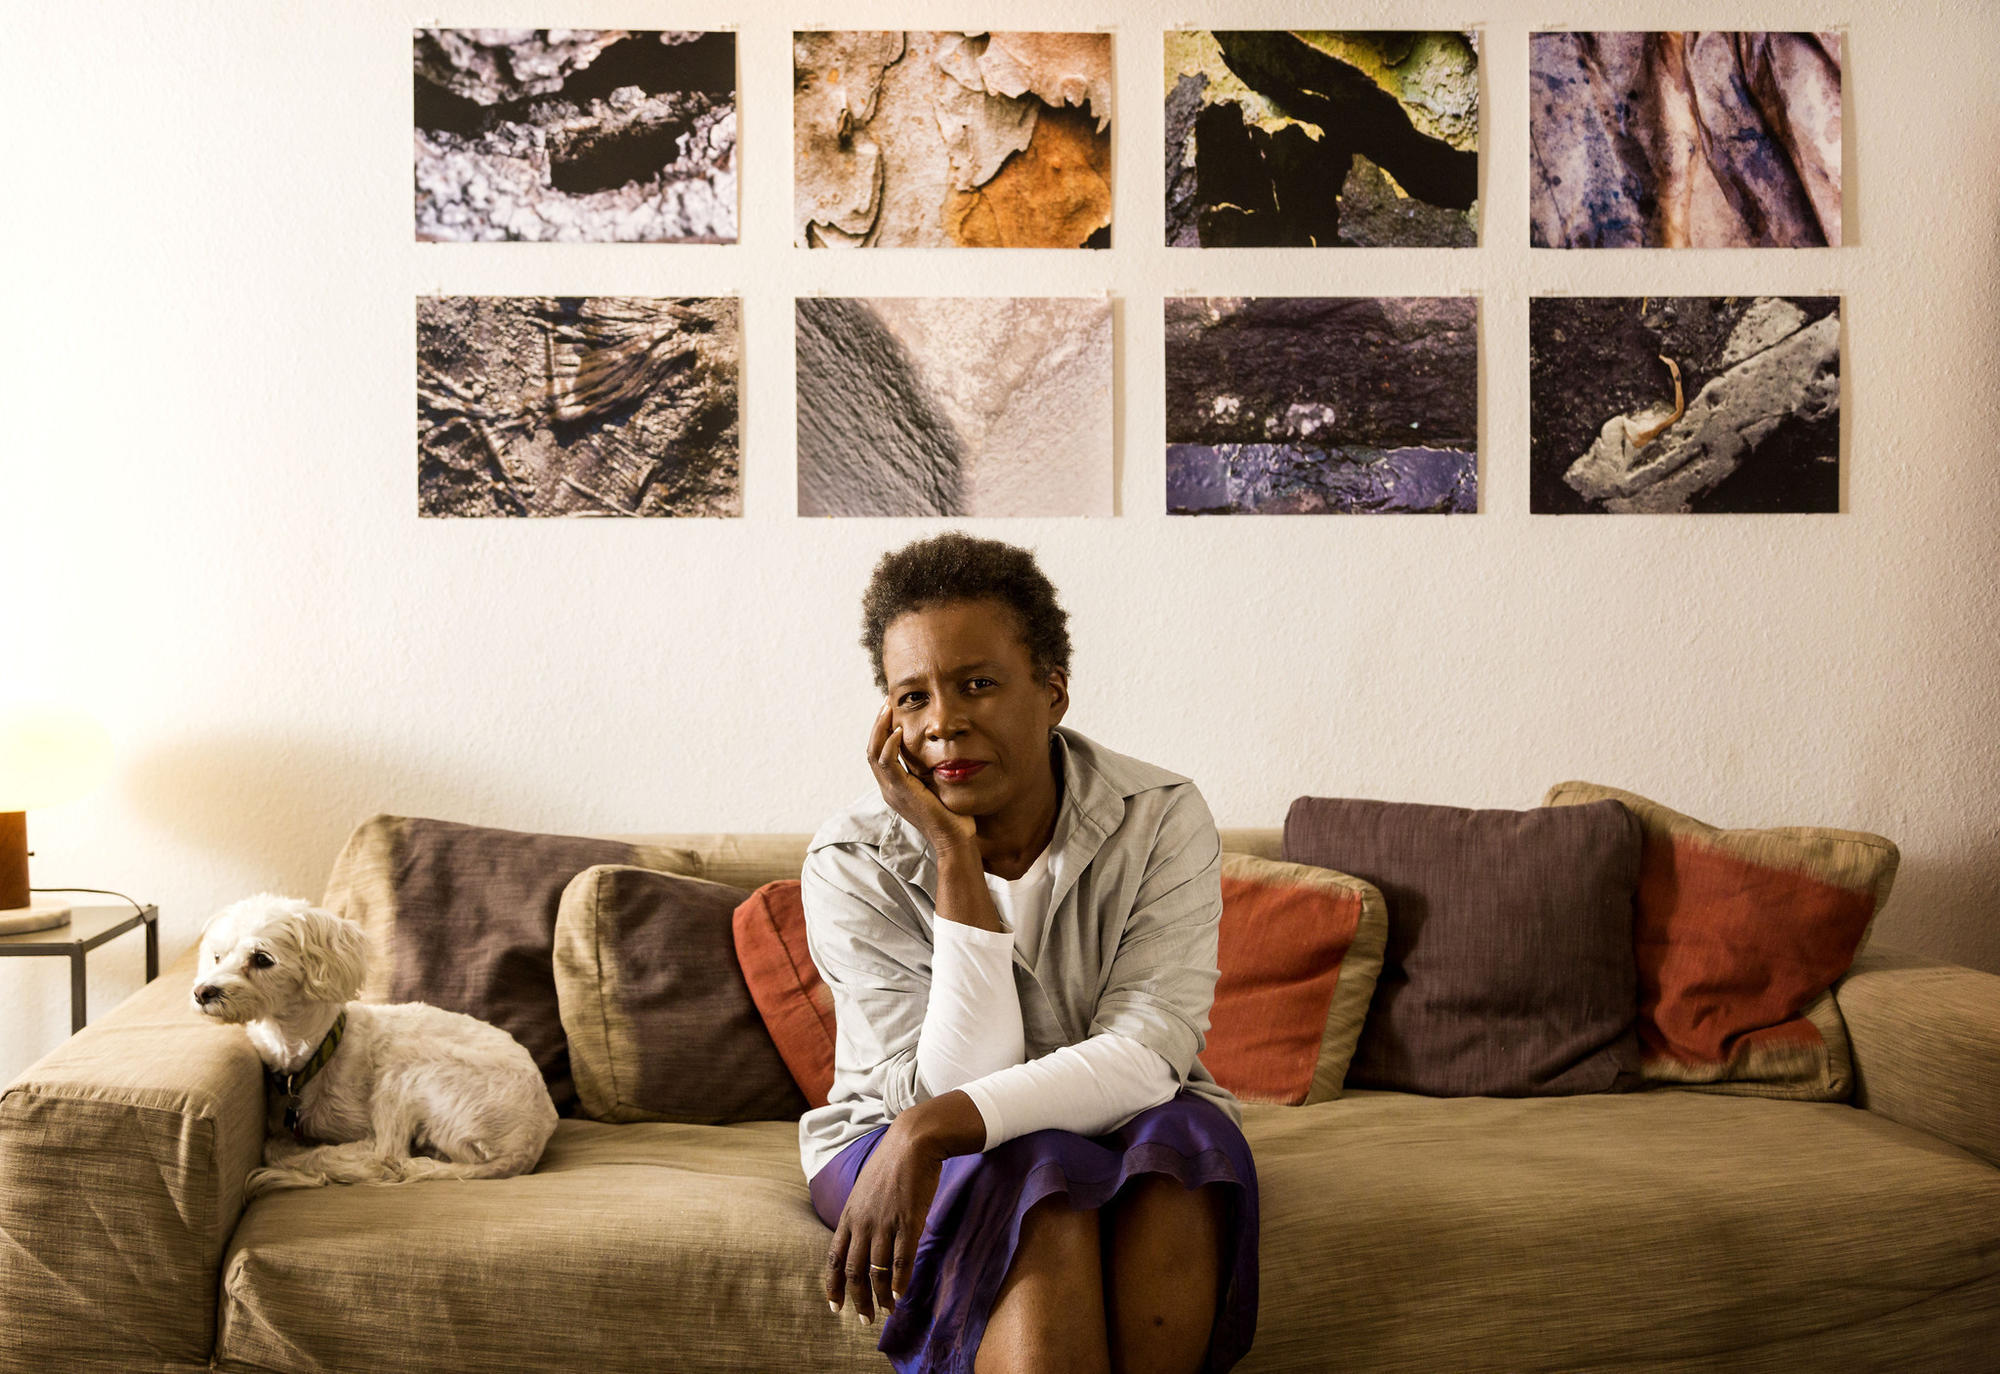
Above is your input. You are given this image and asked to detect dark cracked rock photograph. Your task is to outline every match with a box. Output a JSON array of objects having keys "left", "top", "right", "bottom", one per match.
[
  {"left": 1529, "top": 32, "right": 1841, "bottom": 248},
  {"left": 1529, "top": 296, "right": 1841, "bottom": 514},
  {"left": 794, "top": 31, "right": 1112, "bottom": 248},
  {"left": 797, "top": 297, "right": 1111, "bottom": 516},
  {"left": 1166, "top": 30, "right": 1479, "bottom": 248},
  {"left": 415, "top": 28, "right": 736, "bottom": 243},
  {"left": 1165, "top": 296, "right": 1478, "bottom": 515},
  {"left": 417, "top": 295, "right": 740, "bottom": 518}
]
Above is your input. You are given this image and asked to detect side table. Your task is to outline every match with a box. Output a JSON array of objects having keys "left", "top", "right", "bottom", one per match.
[{"left": 0, "top": 904, "right": 159, "bottom": 1033}]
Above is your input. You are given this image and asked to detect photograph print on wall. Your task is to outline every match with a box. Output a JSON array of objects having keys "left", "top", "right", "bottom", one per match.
[
  {"left": 1166, "top": 297, "right": 1478, "bottom": 514},
  {"left": 415, "top": 29, "right": 736, "bottom": 243},
  {"left": 1166, "top": 30, "right": 1479, "bottom": 247},
  {"left": 794, "top": 31, "right": 1112, "bottom": 248},
  {"left": 417, "top": 295, "right": 740, "bottom": 518},
  {"left": 797, "top": 297, "right": 1112, "bottom": 516},
  {"left": 1529, "top": 296, "right": 1841, "bottom": 513},
  {"left": 1529, "top": 32, "right": 1841, "bottom": 248}
]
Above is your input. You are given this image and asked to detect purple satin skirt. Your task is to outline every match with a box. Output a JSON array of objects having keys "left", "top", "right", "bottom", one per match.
[{"left": 810, "top": 1091, "right": 1259, "bottom": 1374}]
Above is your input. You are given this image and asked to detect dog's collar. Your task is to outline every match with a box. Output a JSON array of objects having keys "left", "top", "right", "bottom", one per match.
[{"left": 268, "top": 1009, "right": 346, "bottom": 1144}]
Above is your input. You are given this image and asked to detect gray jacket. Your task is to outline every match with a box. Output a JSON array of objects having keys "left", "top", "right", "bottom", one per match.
[{"left": 798, "top": 723, "right": 1240, "bottom": 1179}]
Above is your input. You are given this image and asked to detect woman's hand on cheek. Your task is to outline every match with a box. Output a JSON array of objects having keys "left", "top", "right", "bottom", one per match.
[{"left": 868, "top": 700, "right": 977, "bottom": 855}]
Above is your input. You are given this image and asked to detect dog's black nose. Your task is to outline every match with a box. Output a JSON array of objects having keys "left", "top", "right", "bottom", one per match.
[{"left": 194, "top": 985, "right": 222, "bottom": 1006}]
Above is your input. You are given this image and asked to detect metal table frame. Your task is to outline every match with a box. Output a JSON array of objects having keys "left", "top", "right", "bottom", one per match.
[{"left": 0, "top": 904, "right": 159, "bottom": 1033}]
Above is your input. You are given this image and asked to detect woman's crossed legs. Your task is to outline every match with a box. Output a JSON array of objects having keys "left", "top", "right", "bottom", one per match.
[{"left": 976, "top": 1174, "right": 1227, "bottom": 1374}]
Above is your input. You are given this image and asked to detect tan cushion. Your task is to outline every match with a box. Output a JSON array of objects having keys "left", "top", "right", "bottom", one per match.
[
  {"left": 1544, "top": 781, "right": 1899, "bottom": 1100},
  {"left": 321, "top": 815, "right": 703, "bottom": 1114},
  {"left": 212, "top": 1094, "right": 2000, "bottom": 1373},
  {"left": 554, "top": 865, "right": 807, "bottom": 1124},
  {"left": 1248, "top": 1091, "right": 2000, "bottom": 1368},
  {"left": 599, "top": 833, "right": 817, "bottom": 890},
  {"left": 215, "top": 1119, "right": 890, "bottom": 1374},
  {"left": 1198, "top": 853, "right": 1388, "bottom": 1105}
]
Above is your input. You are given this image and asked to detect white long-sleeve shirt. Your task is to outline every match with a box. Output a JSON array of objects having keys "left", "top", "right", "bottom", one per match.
[{"left": 914, "top": 842, "right": 1180, "bottom": 1150}]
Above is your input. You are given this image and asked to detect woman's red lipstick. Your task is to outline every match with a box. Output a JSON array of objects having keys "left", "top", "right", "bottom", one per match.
[{"left": 932, "top": 760, "right": 988, "bottom": 782}]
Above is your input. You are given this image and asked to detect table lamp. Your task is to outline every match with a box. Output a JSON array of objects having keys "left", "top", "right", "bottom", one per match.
[{"left": 0, "top": 703, "right": 114, "bottom": 934}]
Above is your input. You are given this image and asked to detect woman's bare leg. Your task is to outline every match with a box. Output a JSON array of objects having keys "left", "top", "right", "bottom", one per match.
[
  {"left": 974, "top": 1195, "right": 1110, "bottom": 1374},
  {"left": 1103, "top": 1175, "right": 1225, "bottom": 1374}
]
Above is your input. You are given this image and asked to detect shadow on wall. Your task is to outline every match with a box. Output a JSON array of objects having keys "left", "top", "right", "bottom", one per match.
[
  {"left": 1872, "top": 851, "right": 2000, "bottom": 977},
  {"left": 122, "top": 731, "right": 529, "bottom": 906}
]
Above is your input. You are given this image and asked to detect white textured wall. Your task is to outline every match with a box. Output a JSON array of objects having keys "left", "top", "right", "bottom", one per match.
[{"left": 5, "top": 1, "right": 1997, "bottom": 1086}]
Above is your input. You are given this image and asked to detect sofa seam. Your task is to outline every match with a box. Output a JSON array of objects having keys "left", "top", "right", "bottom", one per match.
[{"left": 590, "top": 870, "right": 624, "bottom": 1113}]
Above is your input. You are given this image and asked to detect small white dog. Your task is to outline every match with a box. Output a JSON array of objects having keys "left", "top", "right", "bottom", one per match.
[{"left": 192, "top": 892, "right": 557, "bottom": 1199}]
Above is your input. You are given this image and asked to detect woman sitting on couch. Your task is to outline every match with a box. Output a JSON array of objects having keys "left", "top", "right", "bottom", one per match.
[{"left": 801, "top": 531, "right": 1259, "bottom": 1374}]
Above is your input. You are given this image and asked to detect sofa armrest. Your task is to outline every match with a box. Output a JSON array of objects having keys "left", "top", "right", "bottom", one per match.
[
  {"left": 0, "top": 943, "right": 266, "bottom": 1374},
  {"left": 1835, "top": 942, "right": 2000, "bottom": 1169}
]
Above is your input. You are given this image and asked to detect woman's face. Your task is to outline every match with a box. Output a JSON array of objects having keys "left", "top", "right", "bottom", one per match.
[{"left": 880, "top": 597, "right": 1068, "bottom": 817}]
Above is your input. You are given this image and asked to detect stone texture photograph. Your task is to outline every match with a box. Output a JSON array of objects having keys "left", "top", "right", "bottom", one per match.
[
  {"left": 1530, "top": 296, "right": 1840, "bottom": 514},
  {"left": 1166, "top": 297, "right": 1478, "bottom": 515},
  {"left": 796, "top": 297, "right": 1112, "bottom": 516},
  {"left": 793, "top": 31, "right": 1112, "bottom": 248},
  {"left": 1530, "top": 32, "right": 1842, "bottom": 248},
  {"left": 1165, "top": 30, "right": 1479, "bottom": 248},
  {"left": 415, "top": 29, "right": 736, "bottom": 243},
  {"left": 417, "top": 295, "right": 740, "bottom": 518}
]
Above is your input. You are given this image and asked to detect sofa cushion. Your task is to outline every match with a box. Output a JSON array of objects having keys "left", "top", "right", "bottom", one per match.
[
  {"left": 735, "top": 857, "right": 1390, "bottom": 1112},
  {"left": 1197, "top": 852, "right": 1388, "bottom": 1105},
  {"left": 320, "top": 814, "right": 703, "bottom": 1115},
  {"left": 212, "top": 1096, "right": 2000, "bottom": 1374},
  {"left": 732, "top": 879, "right": 837, "bottom": 1108},
  {"left": 554, "top": 865, "right": 809, "bottom": 1125},
  {"left": 215, "top": 1119, "right": 891, "bottom": 1374},
  {"left": 1544, "top": 780, "right": 1900, "bottom": 1101},
  {"left": 1283, "top": 795, "right": 1644, "bottom": 1096},
  {"left": 1247, "top": 1091, "right": 2000, "bottom": 1370}
]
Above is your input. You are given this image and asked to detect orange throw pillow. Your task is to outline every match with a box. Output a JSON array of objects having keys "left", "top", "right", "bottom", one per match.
[
  {"left": 1543, "top": 782, "right": 1899, "bottom": 1100},
  {"left": 1198, "top": 853, "right": 1388, "bottom": 1105},
  {"left": 731, "top": 880, "right": 836, "bottom": 1108}
]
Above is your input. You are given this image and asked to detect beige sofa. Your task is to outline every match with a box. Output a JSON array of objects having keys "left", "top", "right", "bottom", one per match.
[{"left": 4, "top": 829, "right": 1999, "bottom": 1373}]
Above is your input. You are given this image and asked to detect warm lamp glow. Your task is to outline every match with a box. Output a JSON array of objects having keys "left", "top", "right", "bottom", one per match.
[{"left": 0, "top": 703, "right": 114, "bottom": 813}]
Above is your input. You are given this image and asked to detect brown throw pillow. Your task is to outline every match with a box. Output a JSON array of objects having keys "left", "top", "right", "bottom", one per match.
[
  {"left": 1283, "top": 796, "right": 1645, "bottom": 1097},
  {"left": 554, "top": 865, "right": 809, "bottom": 1124},
  {"left": 1542, "top": 781, "right": 1899, "bottom": 1101},
  {"left": 1198, "top": 853, "right": 1388, "bottom": 1105},
  {"left": 731, "top": 880, "right": 837, "bottom": 1108},
  {"left": 321, "top": 814, "right": 702, "bottom": 1115}
]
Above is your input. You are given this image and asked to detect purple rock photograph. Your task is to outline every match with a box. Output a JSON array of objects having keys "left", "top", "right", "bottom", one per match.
[
  {"left": 1529, "top": 295, "right": 1840, "bottom": 513},
  {"left": 1529, "top": 32, "right": 1840, "bottom": 249},
  {"left": 1165, "top": 296, "right": 1478, "bottom": 514}
]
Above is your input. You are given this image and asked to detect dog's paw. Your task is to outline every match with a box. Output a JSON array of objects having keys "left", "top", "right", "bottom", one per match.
[{"left": 245, "top": 1164, "right": 326, "bottom": 1199}]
